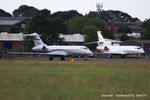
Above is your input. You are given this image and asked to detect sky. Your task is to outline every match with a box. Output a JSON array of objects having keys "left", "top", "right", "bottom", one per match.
[{"left": 0, "top": 0, "right": 149, "bottom": 21}]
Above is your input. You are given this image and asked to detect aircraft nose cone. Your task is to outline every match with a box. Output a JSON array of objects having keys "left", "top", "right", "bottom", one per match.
[
  {"left": 32, "top": 47, "right": 35, "bottom": 51},
  {"left": 90, "top": 52, "right": 94, "bottom": 56},
  {"left": 88, "top": 50, "right": 93, "bottom": 56},
  {"left": 142, "top": 49, "right": 145, "bottom": 53},
  {"left": 96, "top": 46, "right": 99, "bottom": 50}
]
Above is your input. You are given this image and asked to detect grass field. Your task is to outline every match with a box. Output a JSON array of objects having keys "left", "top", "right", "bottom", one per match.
[{"left": 0, "top": 60, "right": 150, "bottom": 100}]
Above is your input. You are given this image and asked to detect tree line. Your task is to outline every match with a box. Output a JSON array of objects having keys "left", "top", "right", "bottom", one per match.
[
  {"left": 0, "top": 5, "right": 150, "bottom": 49},
  {"left": 0, "top": 5, "right": 141, "bottom": 22}
]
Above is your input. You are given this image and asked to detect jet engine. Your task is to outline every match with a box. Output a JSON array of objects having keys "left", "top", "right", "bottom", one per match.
[
  {"left": 104, "top": 46, "right": 109, "bottom": 51},
  {"left": 42, "top": 46, "right": 47, "bottom": 50},
  {"left": 32, "top": 45, "right": 48, "bottom": 52}
]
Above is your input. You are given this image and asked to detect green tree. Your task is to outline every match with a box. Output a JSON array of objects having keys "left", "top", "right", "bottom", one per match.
[
  {"left": 118, "top": 26, "right": 132, "bottom": 41},
  {"left": 13, "top": 5, "right": 51, "bottom": 17},
  {"left": 141, "top": 28, "right": 150, "bottom": 39},
  {"left": 13, "top": 5, "right": 38, "bottom": 17},
  {"left": 82, "top": 25, "right": 100, "bottom": 50},
  {"left": 24, "top": 14, "right": 47, "bottom": 33},
  {"left": 67, "top": 17, "right": 106, "bottom": 34},
  {"left": 87, "top": 10, "right": 140, "bottom": 22},
  {"left": 0, "top": 9, "right": 12, "bottom": 17},
  {"left": 86, "top": 18, "right": 105, "bottom": 29},
  {"left": 40, "top": 9, "right": 51, "bottom": 17},
  {"left": 101, "top": 10, "right": 140, "bottom": 22},
  {"left": 51, "top": 10, "right": 82, "bottom": 21},
  {"left": 67, "top": 17, "right": 87, "bottom": 34},
  {"left": 141, "top": 19, "right": 150, "bottom": 39},
  {"left": 8, "top": 26, "right": 22, "bottom": 33},
  {"left": 86, "top": 11, "right": 98, "bottom": 18},
  {"left": 24, "top": 14, "right": 67, "bottom": 44},
  {"left": 142, "top": 19, "right": 150, "bottom": 27},
  {"left": 101, "top": 30, "right": 114, "bottom": 39},
  {"left": 119, "top": 33, "right": 131, "bottom": 41},
  {"left": 22, "top": 8, "right": 39, "bottom": 17},
  {"left": 45, "top": 18, "right": 68, "bottom": 44}
]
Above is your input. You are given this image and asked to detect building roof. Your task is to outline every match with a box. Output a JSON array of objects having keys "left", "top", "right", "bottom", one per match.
[
  {"left": 122, "top": 40, "right": 150, "bottom": 44},
  {"left": 106, "top": 22, "right": 144, "bottom": 32},
  {"left": 60, "top": 34, "right": 122, "bottom": 43},
  {"left": 114, "top": 22, "right": 143, "bottom": 26},
  {"left": 0, "top": 17, "right": 28, "bottom": 21},
  {"left": 0, "top": 32, "right": 23, "bottom": 41},
  {"left": 0, "top": 20, "right": 21, "bottom": 26},
  {"left": 133, "top": 40, "right": 150, "bottom": 44},
  {"left": 0, "top": 17, "right": 29, "bottom": 26},
  {"left": 60, "top": 34, "right": 84, "bottom": 42}
]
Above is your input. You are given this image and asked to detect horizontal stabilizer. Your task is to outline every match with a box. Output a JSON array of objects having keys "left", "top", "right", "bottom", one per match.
[
  {"left": 84, "top": 42, "right": 98, "bottom": 45},
  {"left": 24, "top": 33, "right": 41, "bottom": 37}
]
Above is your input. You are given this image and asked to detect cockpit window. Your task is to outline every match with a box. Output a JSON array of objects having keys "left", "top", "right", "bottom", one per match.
[
  {"left": 83, "top": 47, "right": 88, "bottom": 50},
  {"left": 137, "top": 48, "right": 141, "bottom": 49},
  {"left": 81, "top": 47, "right": 88, "bottom": 50}
]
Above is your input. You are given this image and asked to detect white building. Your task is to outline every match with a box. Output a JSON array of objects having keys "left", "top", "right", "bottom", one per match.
[
  {"left": 127, "top": 33, "right": 141, "bottom": 38},
  {"left": 59, "top": 34, "right": 85, "bottom": 45}
]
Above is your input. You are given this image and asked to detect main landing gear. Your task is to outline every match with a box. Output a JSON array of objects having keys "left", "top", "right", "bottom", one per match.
[
  {"left": 82, "top": 55, "right": 88, "bottom": 61},
  {"left": 121, "top": 55, "right": 125, "bottom": 58},
  {"left": 49, "top": 56, "right": 53, "bottom": 60},
  {"left": 60, "top": 56, "right": 65, "bottom": 61},
  {"left": 108, "top": 55, "right": 125, "bottom": 58},
  {"left": 49, "top": 56, "right": 65, "bottom": 61}
]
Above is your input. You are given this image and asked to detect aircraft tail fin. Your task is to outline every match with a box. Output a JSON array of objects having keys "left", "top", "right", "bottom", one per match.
[
  {"left": 24, "top": 33, "right": 46, "bottom": 47},
  {"left": 97, "top": 31, "right": 105, "bottom": 42}
]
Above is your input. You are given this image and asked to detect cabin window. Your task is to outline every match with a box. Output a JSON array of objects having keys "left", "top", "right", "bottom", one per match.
[
  {"left": 83, "top": 48, "right": 88, "bottom": 50},
  {"left": 81, "top": 47, "right": 88, "bottom": 50},
  {"left": 137, "top": 48, "right": 140, "bottom": 49}
]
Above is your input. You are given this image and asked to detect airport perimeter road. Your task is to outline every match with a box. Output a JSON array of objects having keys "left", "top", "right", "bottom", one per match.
[{"left": 9, "top": 56, "right": 150, "bottom": 62}]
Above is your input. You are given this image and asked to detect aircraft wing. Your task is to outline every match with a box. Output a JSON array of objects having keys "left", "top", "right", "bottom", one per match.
[
  {"left": 84, "top": 42, "right": 97, "bottom": 45},
  {"left": 9, "top": 51, "right": 69, "bottom": 56}
]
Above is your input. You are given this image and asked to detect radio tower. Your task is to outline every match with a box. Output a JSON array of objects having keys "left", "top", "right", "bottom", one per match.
[{"left": 96, "top": 3, "right": 103, "bottom": 19}]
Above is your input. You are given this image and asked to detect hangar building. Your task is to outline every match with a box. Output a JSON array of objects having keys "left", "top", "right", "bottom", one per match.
[{"left": 0, "top": 32, "right": 24, "bottom": 51}]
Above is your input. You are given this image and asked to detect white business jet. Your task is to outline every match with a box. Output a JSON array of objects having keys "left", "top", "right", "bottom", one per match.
[
  {"left": 96, "top": 31, "right": 145, "bottom": 58},
  {"left": 10, "top": 33, "right": 93, "bottom": 60}
]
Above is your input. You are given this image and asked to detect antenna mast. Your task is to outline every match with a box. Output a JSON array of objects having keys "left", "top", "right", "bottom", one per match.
[{"left": 96, "top": 3, "right": 103, "bottom": 19}]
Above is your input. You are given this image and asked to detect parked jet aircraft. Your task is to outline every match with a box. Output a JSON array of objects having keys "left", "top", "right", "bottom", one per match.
[
  {"left": 9, "top": 33, "right": 93, "bottom": 60},
  {"left": 96, "top": 31, "right": 145, "bottom": 58}
]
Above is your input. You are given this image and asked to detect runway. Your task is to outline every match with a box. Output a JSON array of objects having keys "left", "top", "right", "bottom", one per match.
[{"left": 9, "top": 56, "right": 150, "bottom": 62}]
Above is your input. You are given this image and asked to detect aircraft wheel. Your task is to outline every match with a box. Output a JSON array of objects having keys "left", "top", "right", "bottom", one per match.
[
  {"left": 143, "top": 53, "right": 146, "bottom": 57},
  {"left": 60, "top": 57, "right": 65, "bottom": 61},
  {"left": 49, "top": 57, "right": 53, "bottom": 61},
  {"left": 109, "top": 55, "right": 112, "bottom": 58},
  {"left": 84, "top": 56, "right": 87, "bottom": 61},
  {"left": 121, "top": 55, "right": 125, "bottom": 58},
  {"left": 82, "top": 55, "right": 85, "bottom": 58}
]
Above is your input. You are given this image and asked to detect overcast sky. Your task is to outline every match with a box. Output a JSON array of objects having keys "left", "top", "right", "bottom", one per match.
[{"left": 0, "top": 0, "right": 149, "bottom": 21}]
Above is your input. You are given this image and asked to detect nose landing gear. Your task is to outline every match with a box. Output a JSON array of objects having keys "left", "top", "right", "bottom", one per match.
[{"left": 49, "top": 56, "right": 53, "bottom": 60}]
